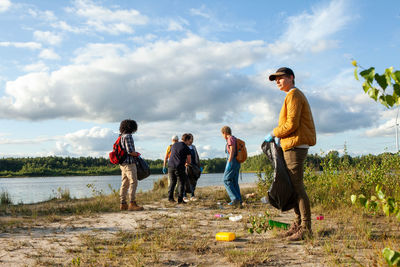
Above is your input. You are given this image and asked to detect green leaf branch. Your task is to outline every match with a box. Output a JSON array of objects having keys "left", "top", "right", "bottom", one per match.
[
  {"left": 350, "top": 184, "right": 400, "bottom": 220},
  {"left": 352, "top": 60, "right": 400, "bottom": 108}
]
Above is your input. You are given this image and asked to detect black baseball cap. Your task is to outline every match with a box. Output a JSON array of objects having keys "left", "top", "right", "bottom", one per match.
[{"left": 268, "top": 67, "right": 295, "bottom": 81}]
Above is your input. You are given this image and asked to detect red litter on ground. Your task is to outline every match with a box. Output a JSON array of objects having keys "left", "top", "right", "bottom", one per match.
[{"left": 316, "top": 216, "right": 324, "bottom": 220}]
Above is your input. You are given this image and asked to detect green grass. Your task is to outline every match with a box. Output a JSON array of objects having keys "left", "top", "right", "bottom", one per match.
[{"left": 0, "top": 154, "right": 399, "bottom": 266}]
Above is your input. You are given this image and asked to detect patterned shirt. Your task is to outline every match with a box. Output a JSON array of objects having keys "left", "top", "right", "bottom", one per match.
[{"left": 120, "top": 133, "right": 136, "bottom": 164}]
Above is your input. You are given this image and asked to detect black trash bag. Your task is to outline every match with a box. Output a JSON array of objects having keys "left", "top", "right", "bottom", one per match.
[
  {"left": 184, "top": 164, "right": 201, "bottom": 193},
  {"left": 261, "top": 141, "right": 297, "bottom": 211},
  {"left": 136, "top": 157, "right": 151, "bottom": 181},
  {"left": 186, "top": 163, "right": 201, "bottom": 180}
]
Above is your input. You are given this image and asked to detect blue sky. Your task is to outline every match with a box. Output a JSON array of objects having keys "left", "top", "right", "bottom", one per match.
[{"left": 0, "top": 0, "right": 399, "bottom": 159}]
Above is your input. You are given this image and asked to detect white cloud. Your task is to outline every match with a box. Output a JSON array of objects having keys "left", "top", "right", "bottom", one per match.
[
  {"left": 199, "top": 144, "right": 221, "bottom": 159},
  {"left": 0, "top": 136, "right": 56, "bottom": 145},
  {"left": 28, "top": 8, "right": 57, "bottom": 21},
  {"left": 167, "top": 18, "right": 188, "bottom": 32},
  {"left": 365, "top": 118, "right": 399, "bottom": 138},
  {"left": 57, "top": 126, "right": 116, "bottom": 156},
  {"left": 51, "top": 20, "right": 86, "bottom": 34},
  {"left": 190, "top": 6, "right": 211, "bottom": 19},
  {"left": 39, "top": 48, "right": 61, "bottom": 60},
  {"left": 0, "top": 127, "right": 116, "bottom": 157},
  {"left": 188, "top": 4, "right": 253, "bottom": 36},
  {"left": 130, "top": 34, "right": 157, "bottom": 44},
  {"left": 72, "top": 43, "right": 128, "bottom": 64},
  {"left": 34, "top": 31, "right": 63, "bottom": 45},
  {"left": 21, "top": 61, "right": 49, "bottom": 72},
  {"left": 66, "top": 0, "right": 148, "bottom": 35},
  {"left": 0, "top": 0, "right": 11, "bottom": 12},
  {"left": 365, "top": 108, "right": 400, "bottom": 138},
  {"left": 0, "top": 41, "right": 41, "bottom": 50},
  {"left": 0, "top": 30, "right": 380, "bottom": 143},
  {"left": 310, "top": 40, "right": 338, "bottom": 53},
  {"left": 270, "top": 0, "right": 351, "bottom": 55},
  {"left": 0, "top": 34, "right": 269, "bottom": 123}
]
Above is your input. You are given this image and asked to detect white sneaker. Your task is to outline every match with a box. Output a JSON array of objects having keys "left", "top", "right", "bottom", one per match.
[
  {"left": 183, "top": 197, "right": 189, "bottom": 203},
  {"left": 190, "top": 197, "right": 198, "bottom": 201}
]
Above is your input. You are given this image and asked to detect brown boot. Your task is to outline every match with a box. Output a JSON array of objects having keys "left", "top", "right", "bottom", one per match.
[
  {"left": 279, "top": 221, "right": 300, "bottom": 238},
  {"left": 287, "top": 226, "right": 312, "bottom": 241},
  {"left": 128, "top": 201, "right": 144, "bottom": 211},
  {"left": 120, "top": 203, "right": 128, "bottom": 211}
]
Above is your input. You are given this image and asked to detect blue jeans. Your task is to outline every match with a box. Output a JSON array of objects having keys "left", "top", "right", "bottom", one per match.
[{"left": 223, "top": 158, "right": 242, "bottom": 202}]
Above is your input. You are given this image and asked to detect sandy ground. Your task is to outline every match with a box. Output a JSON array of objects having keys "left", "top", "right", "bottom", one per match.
[
  {"left": 0, "top": 198, "right": 330, "bottom": 267},
  {"left": 0, "top": 185, "right": 333, "bottom": 266}
]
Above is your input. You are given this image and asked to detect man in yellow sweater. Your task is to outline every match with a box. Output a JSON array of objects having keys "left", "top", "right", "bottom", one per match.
[{"left": 266, "top": 67, "right": 316, "bottom": 241}]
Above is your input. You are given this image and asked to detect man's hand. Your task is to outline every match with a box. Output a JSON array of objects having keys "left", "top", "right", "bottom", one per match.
[{"left": 265, "top": 134, "right": 274, "bottom": 142}]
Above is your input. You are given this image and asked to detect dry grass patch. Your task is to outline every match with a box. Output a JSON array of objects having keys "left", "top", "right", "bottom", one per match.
[{"left": 0, "top": 176, "right": 399, "bottom": 266}]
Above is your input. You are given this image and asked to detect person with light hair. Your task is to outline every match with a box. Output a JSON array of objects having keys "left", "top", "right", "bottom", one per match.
[
  {"left": 221, "top": 126, "right": 242, "bottom": 207},
  {"left": 163, "top": 135, "right": 179, "bottom": 174}
]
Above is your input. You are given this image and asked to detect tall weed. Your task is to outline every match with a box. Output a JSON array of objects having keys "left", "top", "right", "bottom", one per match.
[{"left": 0, "top": 190, "right": 12, "bottom": 205}]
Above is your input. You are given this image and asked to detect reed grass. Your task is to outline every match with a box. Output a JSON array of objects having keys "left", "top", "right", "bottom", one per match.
[{"left": 0, "top": 190, "right": 13, "bottom": 205}]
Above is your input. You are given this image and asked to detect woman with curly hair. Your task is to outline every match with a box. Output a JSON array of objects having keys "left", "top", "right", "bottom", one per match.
[{"left": 119, "top": 119, "right": 144, "bottom": 211}]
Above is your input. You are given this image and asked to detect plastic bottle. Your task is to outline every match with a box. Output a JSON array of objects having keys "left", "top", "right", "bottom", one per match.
[
  {"left": 229, "top": 215, "right": 243, "bottom": 222},
  {"left": 214, "top": 214, "right": 224, "bottom": 218},
  {"left": 261, "top": 196, "right": 269, "bottom": 204}
]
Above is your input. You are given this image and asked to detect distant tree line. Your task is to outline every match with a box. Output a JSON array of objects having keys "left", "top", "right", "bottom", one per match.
[{"left": 0, "top": 151, "right": 398, "bottom": 178}]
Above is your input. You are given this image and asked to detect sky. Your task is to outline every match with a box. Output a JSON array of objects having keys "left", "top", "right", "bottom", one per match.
[{"left": 0, "top": 0, "right": 400, "bottom": 160}]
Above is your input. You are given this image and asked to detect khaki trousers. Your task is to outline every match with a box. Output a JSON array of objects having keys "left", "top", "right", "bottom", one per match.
[
  {"left": 119, "top": 163, "right": 138, "bottom": 204},
  {"left": 283, "top": 148, "right": 311, "bottom": 230}
]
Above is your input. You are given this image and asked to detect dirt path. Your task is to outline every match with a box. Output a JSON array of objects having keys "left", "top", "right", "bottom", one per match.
[{"left": 0, "top": 196, "right": 330, "bottom": 267}]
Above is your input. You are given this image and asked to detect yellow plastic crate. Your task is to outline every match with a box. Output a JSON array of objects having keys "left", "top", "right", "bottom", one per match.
[{"left": 215, "top": 232, "right": 236, "bottom": 241}]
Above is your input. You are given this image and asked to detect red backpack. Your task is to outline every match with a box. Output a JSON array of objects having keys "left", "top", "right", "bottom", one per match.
[{"left": 109, "top": 136, "right": 127, "bottom": 164}]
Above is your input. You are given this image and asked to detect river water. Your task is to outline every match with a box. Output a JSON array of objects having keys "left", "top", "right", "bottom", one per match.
[{"left": 0, "top": 173, "right": 261, "bottom": 204}]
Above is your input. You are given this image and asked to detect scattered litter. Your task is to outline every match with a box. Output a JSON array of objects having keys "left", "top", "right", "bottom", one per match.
[
  {"left": 214, "top": 214, "right": 224, "bottom": 218},
  {"left": 316, "top": 216, "right": 324, "bottom": 220},
  {"left": 229, "top": 215, "right": 243, "bottom": 222},
  {"left": 261, "top": 196, "right": 269, "bottom": 204},
  {"left": 268, "top": 220, "right": 289, "bottom": 229},
  {"left": 216, "top": 202, "right": 224, "bottom": 209},
  {"left": 216, "top": 232, "right": 236, "bottom": 241},
  {"left": 245, "top": 192, "right": 256, "bottom": 199}
]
